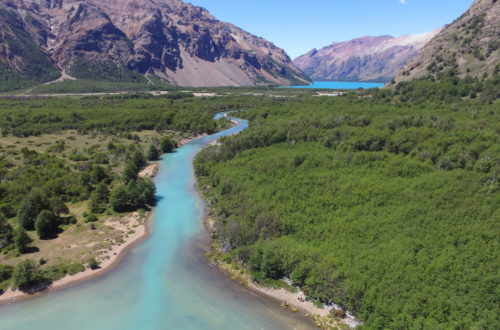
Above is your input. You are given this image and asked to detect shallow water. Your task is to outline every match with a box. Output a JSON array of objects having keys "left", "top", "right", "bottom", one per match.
[
  {"left": 0, "top": 114, "right": 313, "bottom": 330},
  {"left": 289, "top": 81, "right": 385, "bottom": 89}
]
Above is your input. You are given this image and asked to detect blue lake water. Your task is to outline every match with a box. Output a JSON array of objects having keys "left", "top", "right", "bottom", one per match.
[
  {"left": 0, "top": 114, "right": 313, "bottom": 330},
  {"left": 290, "top": 81, "right": 385, "bottom": 89}
]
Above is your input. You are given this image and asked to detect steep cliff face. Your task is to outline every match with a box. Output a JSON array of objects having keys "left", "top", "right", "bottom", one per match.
[
  {"left": 0, "top": 2, "right": 60, "bottom": 90},
  {"left": 0, "top": 0, "right": 310, "bottom": 89},
  {"left": 293, "top": 30, "right": 441, "bottom": 83},
  {"left": 394, "top": 0, "right": 499, "bottom": 83}
]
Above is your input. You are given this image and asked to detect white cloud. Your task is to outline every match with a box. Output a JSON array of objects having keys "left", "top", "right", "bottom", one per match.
[{"left": 399, "top": 0, "right": 407, "bottom": 4}]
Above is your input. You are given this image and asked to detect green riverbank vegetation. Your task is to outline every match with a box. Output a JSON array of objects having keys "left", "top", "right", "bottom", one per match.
[
  {"left": 0, "top": 94, "right": 235, "bottom": 294},
  {"left": 195, "top": 78, "right": 499, "bottom": 329}
]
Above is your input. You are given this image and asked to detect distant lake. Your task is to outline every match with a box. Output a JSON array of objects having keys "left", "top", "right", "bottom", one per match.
[{"left": 289, "top": 81, "right": 385, "bottom": 89}]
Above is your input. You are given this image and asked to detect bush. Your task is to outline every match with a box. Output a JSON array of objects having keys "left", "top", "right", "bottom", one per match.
[
  {"left": 35, "top": 210, "right": 58, "bottom": 239},
  {"left": 87, "top": 258, "right": 100, "bottom": 270},
  {"left": 13, "top": 227, "right": 32, "bottom": 253},
  {"left": 43, "top": 263, "right": 85, "bottom": 281},
  {"left": 147, "top": 145, "right": 160, "bottom": 161},
  {"left": 0, "top": 264, "right": 13, "bottom": 281},
  {"left": 89, "top": 183, "right": 110, "bottom": 214},
  {"left": 160, "top": 137, "right": 176, "bottom": 153},
  {"left": 85, "top": 213, "right": 98, "bottom": 223},
  {"left": 60, "top": 215, "right": 78, "bottom": 225},
  {"left": 110, "top": 178, "right": 156, "bottom": 212},
  {"left": 122, "top": 163, "right": 138, "bottom": 182},
  {"left": 13, "top": 260, "right": 46, "bottom": 290},
  {"left": 17, "top": 190, "right": 50, "bottom": 230},
  {"left": 0, "top": 213, "right": 13, "bottom": 250}
]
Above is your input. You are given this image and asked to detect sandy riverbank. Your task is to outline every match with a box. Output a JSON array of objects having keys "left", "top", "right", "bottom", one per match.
[
  {"left": 0, "top": 132, "right": 217, "bottom": 306},
  {"left": 0, "top": 211, "right": 151, "bottom": 306},
  {"left": 179, "top": 133, "right": 209, "bottom": 146},
  {"left": 248, "top": 280, "right": 360, "bottom": 328},
  {"left": 138, "top": 163, "right": 159, "bottom": 179}
]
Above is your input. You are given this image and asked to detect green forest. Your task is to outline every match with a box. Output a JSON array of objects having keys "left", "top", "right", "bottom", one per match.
[{"left": 195, "top": 80, "right": 499, "bottom": 328}]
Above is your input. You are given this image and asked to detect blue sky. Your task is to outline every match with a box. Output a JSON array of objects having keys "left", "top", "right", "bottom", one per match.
[{"left": 186, "top": 0, "right": 473, "bottom": 59}]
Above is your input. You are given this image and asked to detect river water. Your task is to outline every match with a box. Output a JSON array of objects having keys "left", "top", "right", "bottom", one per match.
[{"left": 0, "top": 114, "right": 313, "bottom": 330}]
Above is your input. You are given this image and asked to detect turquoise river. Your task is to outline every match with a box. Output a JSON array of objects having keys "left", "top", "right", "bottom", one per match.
[{"left": 0, "top": 114, "right": 313, "bottom": 330}]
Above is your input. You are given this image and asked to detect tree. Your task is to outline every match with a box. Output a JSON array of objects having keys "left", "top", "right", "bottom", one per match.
[
  {"left": 49, "top": 197, "right": 69, "bottom": 217},
  {"left": 90, "top": 166, "right": 109, "bottom": 184},
  {"left": 13, "top": 227, "right": 32, "bottom": 253},
  {"left": 147, "top": 144, "right": 160, "bottom": 161},
  {"left": 89, "top": 182, "right": 109, "bottom": 214},
  {"left": 127, "top": 179, "right": 156, "bottom": 209},
  {"left": 0, "top": 264, "right": 13, "bottom": 282},
  {"left": 17, "top": 190, "right": 50, "bottom": 230},
  {"left": 0, "top": 213, "right": 13, "bottom": 250},
  {"left": 13, "top": 260, "right": 45, "bottom": 290},
  {"left": 122, "top": 163, "right": 138, "bottom": 182},
  {"left": 110, "top": 178, "right": 156, "bottom": 212},
  {"left": 110, "top": 185, "right": 130, "bottom": 212},
  {"left": 35, "top": 210, "right": 57, "bottom": 239},
  {"left": 160, "top": 136, "right": 176, "bottom": 153},
  {"left": 131, "top": 150, "right": 146, "bottom": 168},
  {"left": 137, "top": 178, "right": 156, "bottom": 206}
]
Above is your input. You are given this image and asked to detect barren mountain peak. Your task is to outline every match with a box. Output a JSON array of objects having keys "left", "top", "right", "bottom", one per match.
[
  {"left": 394, "top": 0, "right": 499, "bottom": 83},
  {"left": 0, "top": 0, "right": 310, "bottom": 89},
  {"left": 294, "top": 30, "right": 441, "bottom": 82}
]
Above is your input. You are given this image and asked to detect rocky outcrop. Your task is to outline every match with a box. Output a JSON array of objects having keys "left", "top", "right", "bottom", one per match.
[
  {"left": 0, "top": 2, "right": 60, "bottom": 90},
  {"left": 294, "top": 30, "right": 441, "bottom": 82},
  {"left": 0, "top": 0, "right": 310, "bottom": 89},
  {"left": 394, "top": 0, "right": 499, "bottom": 83}
]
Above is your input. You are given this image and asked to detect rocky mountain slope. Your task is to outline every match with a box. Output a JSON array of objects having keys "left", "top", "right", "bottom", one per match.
[
  {"left": 0, "top": 0, "right": 310, "bottom": 90},
  {"left": 0, "top": 4, "right": 60, "bottom": 90},
  {"left": 394, "top": 0, "right": 499, "bottom": 83},
  {"left": 293, "top": 29, "right": 441, "bottom": 83}
]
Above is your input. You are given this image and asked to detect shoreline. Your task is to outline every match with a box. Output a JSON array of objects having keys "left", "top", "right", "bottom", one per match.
[
  {"left": 179, "top": 133, "right": 208, "bottom": 146},
  {"left": 247, "top": 280, "right": 360, "bottom": 328},
  {"left": 0, "top": 132, "right": 211, "bottom": 307},
  {"left": 0, "top": 210, "right": 152, "bottom": 306},
  {"left": 203, "top": 219, "right": 361, "bottom": 329},
  {"left": 194, "top": 115, "right": 361, "bottom": 328}
]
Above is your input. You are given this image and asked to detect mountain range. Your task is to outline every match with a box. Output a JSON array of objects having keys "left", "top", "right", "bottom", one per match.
[
  {"left": 0, "top": 0, "right": 310, "bottom": 91},
  {"left": 394, "top": 0, "right": 499, "bottom": 83},
  {"left": 293, "top": 29, "right": 442, "bottom": 83}
]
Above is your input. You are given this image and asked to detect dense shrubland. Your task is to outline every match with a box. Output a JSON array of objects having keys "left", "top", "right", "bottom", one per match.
[
  {"left": 195, "top": 89, "right": 499, "bottom": 328},
  {"left": 0, "top": 95, "right": 218, "bottom": 137},
  {"left": 387, "top": 68, "right": 500, "bottom": 103}
]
